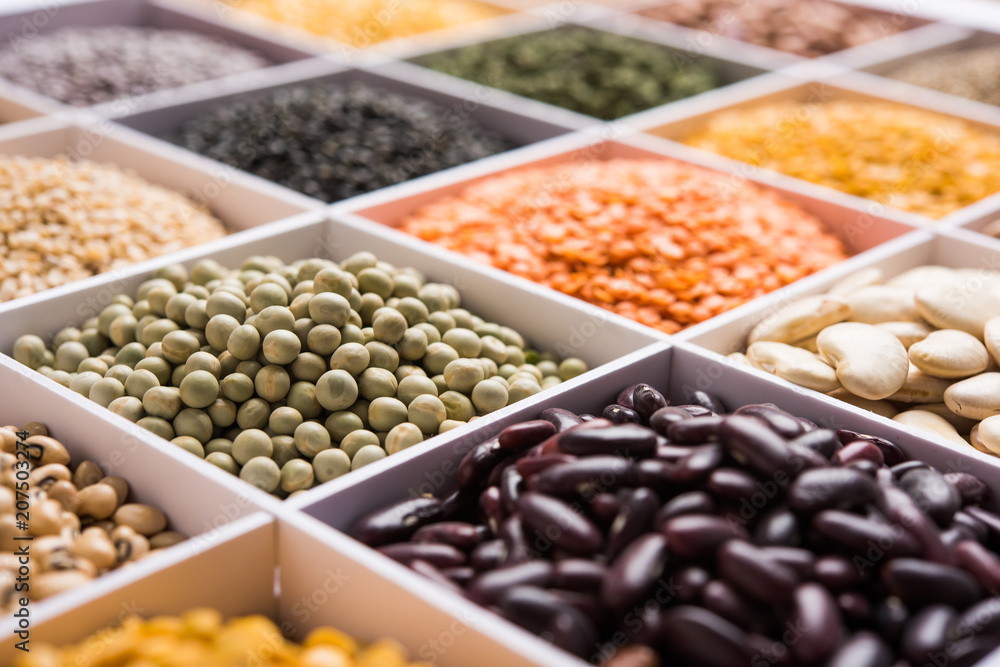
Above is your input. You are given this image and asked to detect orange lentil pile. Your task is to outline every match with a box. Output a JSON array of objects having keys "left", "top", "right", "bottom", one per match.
[{"left": 398, "top": 159, "right": 848, "bottom": 333}]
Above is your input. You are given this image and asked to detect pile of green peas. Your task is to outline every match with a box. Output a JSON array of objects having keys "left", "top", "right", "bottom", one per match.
[{"left": 12, "top": 253, "right": 588, "bottom": 499}]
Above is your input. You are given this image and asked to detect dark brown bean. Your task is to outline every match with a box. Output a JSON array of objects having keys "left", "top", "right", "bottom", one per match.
[
  {"left": 684, "top": 390, "right": 726, "bottom": 414},
  {"left": 707, "top": 467, "right": 761, "bottom": 500},
  {"left": 603, "top": 404, "right": 642, "bottom": 424},
  {"left": 499, "top": 585, "right": 598, "bottom": 657},
  {"left": 836, "top": 429, "right": 906, "bottom": 466},
  {"left": 832, "top": 440, "right": 885, "bottom": 467},
  {"left": 467, "top": 560, "right": 554, "bottom": 605},
  {"left": 786, "top": 442, "right": 831, "bottom": 472},
  {"left": 941, "top": 526, "right": 979, "bottom": 550},
  {"left": 790, "top": 428, "right": 842, "bottom": 459},
  {"left": 668, "top": 415, "right": 723, "bottom": 444},
  {"left": 602, "top": 533, "right": 669, "bottom": 611},
  {"left": 479, "top": 486, "right": 506, "bottom": 535},
  {"left": 634, "top": 459, "right": 678, "bottom": 489},
  {"left": 515, "top": 454, "right": 575, "bottom": 479},
  {"left": 458, "top": 437, "right": 510, "bottom": 488},
  {"left": 719, "top": 415, "right": 796, "bottom": 478},
  {"left": 532, "top": 456, "right": 635, "bottom": 497},
  {"left": 606, "top": 487, "right": 658, "bottom": 561},
  {"left": 410, "top": 559, "right": 463, "bottom": 593},
  {"left": 882, "top": 558, "right": 983, "bottom": 608},
  {"left": 891, "top": 460, "right": 930, "bottom": 478},
  {"left": 753, "top": 506, "right": 801, "bottom": 547},
  {"left": 838, "top": 591, "right": 872, "bottom": 623},
  {"left": 539, "top": 407, "right": 584, "bottom": 432},
  {"left": 352, "top": 497, "right": 444, "bottom": 546},
  {"left": 553, "top": 558, "right": 607, "bottom": 592},
  {"left": 789, "top": 583, "right": 841, "bottom": 664},
  {"left": 953, "top": 510, "right": 989, "bottom": 543},
  {"left": 674, "top": 566, "right": 711, "bottom": 604},
  {"left": 734, "top": 403, "right": 805, "bottom": 438},
  {"left": 656, "top": 491, "right": 716, "bottom": 527},
  {"left": 760, "top": 546, "right": 815, "bottom": 578},
  {"left": 499, "top": 513, "right": 535, "bottom": 565},
  {"left": 663, "top": 514, "right": 749, "bottom": 559},
  {"left": 951, "top": 597, "right": 1000, "bottom": 639},
  {"left": 878, "top": 484, "right": 952, "bottom": 565},
  {"left": 677, "top": 404, "right": 716, "bottom": 418},
  {"left": 901, "top": 604, "right": 956, "bottom": 665},
  {"left": 500, "top": 466, "right": 522, "bottom": 514},
  {"left": 519, "top": 492, "right": 603, "bottom": 555},
  {"left": 825, "top": 630, "right": 893, "bottom": 667},
  {"left": 470, "top": 539, "right": 507, "bottom": 571},
  {"left": 558, "top": 423, "right": 657, "bottom": 458},
  {"left": 486, "top": 454, "right": 520, "bottom": 488},
  {"left": 787, "top": 467, "right": 878, "bottom": 513},
  {"left": 660, "top": 606, "right": 753, "bottom": 667},
  {"left": 377, "top": 542, "right": 466, "bottom": 568},
  {"left": 942, "top": 636, "right": 999, "bottom": 667},
  {"left": 546, "top": 607, "right": 600, "bottom": 658},
  {"left": 944, "top": 472, "right": 990, "bottom": 506},
  {"left": 899, "top": 468, "right": 961, "bottom": 525},
  {"left": 814, "top": 554, "right": 863, "bottom": 590},
  {"left": 702, "top": 579, "right": 763, "bottom": 631},
  {"left": 954, "top": 540, "right": 1000, "bottom": 590},
  {"left": 589, "top": 492, "right": 627, "bottom": 524},
  {"left": 718, "top": 539, "right": 799, "bottom": 604},
  {"left": 498, "top": 419, "right": 557, "bottom": 450},
  {"left": 547, "top": 589, "right": 607, "bottom": 627},
  {"left": 873, "top": 596, "right": 908, "bottom": 646},
  {"left": 673, "top": 444, "right": 725, "bottom": 482},
  {"left": 412, "top": 521, "right": 487, "bottom": 550},
  {"left": 812, "top": 510, "right": 921, "bottom": 559},
  {"left": 616, "top": 384, "right": 643, "bottom": 409},
  {"left": 443, "top": 566, "right": 475, "bottom": 586},
  {"left": 655, "top": 442, "right": 693, "bottom": 460},
  {"left": 649, "top": 406, "right": 692, "bottom": 437},
  {"left": 632, "top": 385, "right": 668, "bottom": 420},
  {"left": 964, "top": 506, "right": 1000, "bottom": 539}
]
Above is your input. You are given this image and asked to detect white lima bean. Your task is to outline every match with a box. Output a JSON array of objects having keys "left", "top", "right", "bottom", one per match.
[
  {"left": 748, "top": 295, "right": 850, "bottom": 345},
  {"left": 908, "top": 329, "right": 990, "bottom": 379},
  {"left": 816, "top": 322, "right": 909, "bottom": 400},
  {"left": 884, "top": 364, "right": 953, "bottom": 404},
  {"left": 944, "top": 372, "right": 1000, "bottom": 420},
  {"left": 893, "top": 410, "right": 969, "bottom": 446},
  {"left": 972, "top": 415, "right": 1000, "bottom": 455},
  {"left": 915, "top": 272, "right": 1000, "bottom": 338},
  {"left": 845, "top": 285, "right": 921, "bottom": 323},
  {"left": 746, "top": 342, "right": 840, "bottom": 393}
]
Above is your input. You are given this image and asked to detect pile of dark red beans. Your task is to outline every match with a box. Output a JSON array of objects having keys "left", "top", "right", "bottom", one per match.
[{"left": 353, "top": 383, "right": 1000, "bottom": 667}]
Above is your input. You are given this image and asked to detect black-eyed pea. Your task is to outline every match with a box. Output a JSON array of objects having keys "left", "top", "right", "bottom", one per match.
[
  {"left": 894, "top": 410, "right": 969, "bottom": 447},
  {"left": 25, "top": 435, "right": 70, "bottom": 466},
  {"left": 30, "top": 499, "right": 66, "bottom": 536},
  {"left": 909, "top": 329, "right": 990, "bottom": 379},
  {"left": 0, "top": 514, "right": 18, "bottom": 551},
  {"left": 29, "top": 463, "right": 71, "bottom": 490},
  {"left": 45, "top": 480, "right": 79, "bottom": 513},
  {"left": 944, "top": 373, "right": 1000, "bottom": 420},
  {"left": 22, "top": 422, "right": 48, "bottom": 438},
  {"left": 113, "top": 504, "right": 167, "bottom": 536},
  {"left": 111, "top": 525, "right": 150, "bottom": 564},
  {"left": 846, "top": 286, "right": 921, "bottom": 323},
  {"left": 875, "top": 321, "right": 932, "bottom": 350},
  {"left": 149, "top": 531, "right": 187, "bottom": 550},
  {"left": 0, "top": 486, "right": 12, "bottom": 514},
  {"left": 826, "top": 389, "right": 897, "bottom": 419},
  {"left": 32, "top": 570, "right": 93, "bottom": 601},
  {"left": 747, "top": 342, "right": 840, "bottom": 393},
  {"left": 0, "top": 428, "right": 16, "bottom": 454},
  {"left": 76, "top": 483, "right": 119, "bottom": 520},
  {"left": 884, "top": 365, "right": 953, "bottom": 404},
  {"left": 100, "top": 476, "right": 129, "bottom": 505},
  {"left": 748, "top": 295, "right": 851, "bottom": 344},
  {"left": 73, "top": 460, "right": 104, "bottom": 489},
  {"left": 74, "top": 527, "right": 117, "bottom": 571},
  {"left": 816, "top": 323, "right": 909, "bottom": 400}
]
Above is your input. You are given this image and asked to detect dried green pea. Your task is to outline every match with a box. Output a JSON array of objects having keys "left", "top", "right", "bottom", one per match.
[
  {"left": 134, "top": 357, "right": 171, "bottom": 385},
  {"left": 440, "top": 390, "right": 475, "bottom": 422},
  {"left": 269, "top": 406, "right": 303, "bottom": 436},
  {"left": 232, "top": 429, "right": 273, "bottom": 465},
  {"left": 205, "top": 451, "right": 239, "bottom": 475},
  {"left": 78, "top": 357, "right": 109, "bottom": 376},
  {"left": 558, "top": 357, "right": 588, "bottom": 380},
  {"left": 340, "top": 430, "right": 379, "bottom": 458},
  {"left": 289, "top": 353, "right": 326, "bottom": 383},
  {"left": 306, "top": 324, "right": 342, "bottom": 356},
  {"left": 385, "top": 422, "right": 423, "bottom": 455},
  {"left": 255, "top": 365, "right": 290, "bottom": 403},
  {"left": 250, "top": 282, "right": 289, "bottom": 312},
  {"left": 173, "top": 408, "right": 213, "bottom": 444},
  {"left": 397, "top": 375, "right": 438, "bottom": 406},
  {"left": 55, "top": 341, "right": 89, "bottom": 373},
  {"left": 340, "top": 324, "right": 366, "bottom": 346},
  {"left": 185, "top": 351, "right": 221, "bottom": 378},
  {"left": 312, "top": 448, "right": 351, "bottom": 483},
  {"left": 179, "top": 370, "right": 220, "bottom": 409},
  {"left": 423, "top": 342, "right": 459, "bottom": 375},
  {"left": 368, "top": 397, "right": 408, "bottom": 431},
  {"left": 408, "top": 394, "right": 447, "bottom": 434},
  {"left": 262, "top": 329, "right": 301, "bottom": 366},
  {"left": 206, "top": 398, "right": 237, "bottom": 428},
  {"left": 220, "top": 373, "right": 254, "bottom": 403},
  {"left": 358, "top": 367, "right": 397, "bottom": 401},
  {"left": 205, "top": 438, "right": 233, "bottom": 456},
  {"left": 443, "top": 359, "right": 485, "bottom": 394},
  {"left": 351, "top": 444, "right": 386, "bottom": 470},
  {"left": 325, "top": 411, "right": 364, "bottom": 442},
  {"left": 286, "top": 381, "right": 322, "bottom": 420},
  {"left": 108, "top": 396, "right": 145, "bottom": 423},
  {"left": 172, "top": 436, "right": 205, "bottom": 458},
  {"left": 227, "top": 324, "right": 261, "bottom": 361},
  {"left": 236, "top": 360, "right": 262, "bottom": 381},
  {"left": 293, "top": 421, "right": 331, "bottom": 458},
  {"left": 140, "top": 319, "right": 179, "bottom": 347},
  {"left": 280, "top": 459, "right": 314, "bottom": 493},
  {"left": 90, "top": 377, "right": 126, "bottom": 408},
  {"left": 365, "top": 341, "right": 399, "bottom": 372},
  {"left": 142, "top": 387, "right": 183, "bottom": 420},
  {"left": 137, "top": 417, "right": 174, "bottom": 440},
  {"left": 240, "top": 456, "right": 280, "bottom": 493}
]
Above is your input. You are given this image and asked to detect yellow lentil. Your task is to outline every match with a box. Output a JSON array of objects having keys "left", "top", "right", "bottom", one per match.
[{"left": 681, "top": 100, "right": 1000, "bottom": 219}]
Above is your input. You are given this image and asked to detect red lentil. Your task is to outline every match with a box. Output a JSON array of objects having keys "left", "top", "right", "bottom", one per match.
[{"left": 398, "top": 158, "right": 848, "bottom": 334}]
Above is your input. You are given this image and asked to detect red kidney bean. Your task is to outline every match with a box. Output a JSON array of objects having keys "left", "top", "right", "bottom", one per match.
[
  {"left": 470, "top": 538, "right": 507, "bottom": 571},
  {"left": 467, "top": 560, "right": 554, "bottom": 605},
  {"left": 352, "top": 497, "right": 445, "bottom": 546},
  {"left": 377, "top": 542, "right": 466, "bottom": 568},
  {"left": 788, "top": 467, "right": 878, "bottom": 513},
  {"left": 754, "top": 506, "right": 801, "bottom": 547},
  {"left": 410, "top": 558, "right": 463, "bottom": 593},
  {"left": 486, "top": 453, "right": 521, "bottom": 488},
  {"left": 786, "top": 442, "right": 831, "bottom": 472},
  {"left": 707, "top": 467, "right": 761, "bottom": 500},
  {"left": 826, "top": 630, "right": 893, "bottom": 667},
  {"left": 718, "top": 538, "right": 799, "bottom": 604},
  {"left": 606, "top": 487, "right": 659, "bottom": 561},
  {"left": 832, "top": 440, "right": 885, "bottom": 467},
  {"left": 944, "top": 472, "right": 991, "bottom": 507},
  {"left": 553, "top": 558, "right": 607, "bottom": 592},
  {"left": 941, "top": 526, "right": 979, "bottom": 550},
  {"left": 498, "top": 419, "right": 558, "bottom": 451},
  {"left": 532, "top": 456, "right": 636, "bottom": 497},
  {"left": 548, "top": 588, "right": 608, "bottom": 627},
  {"left": 952, "top": 596, "right": 1000, "bottom": 639},
  {"left": 589, "top": 491, "right": 628, "bottom": 525},
  {"left": 734, "top": 403, "right": 805, "bottom": 438},
  {"left": 812, "top": 510, "right": 921, "bottom": 558},
  {"left": 601, "top": 533, "right": 669, "bottom": 611},
  {"left": 898, "top": 468, "right": 961, "bottom": 526},
  {"left": 412, "top": 521, "right": 488, "bottom": 550},
  {"left": 617, "top": 384, "right": 643, "bottom": 409},
  {"left": 632, "top": 385, "right": 668, "bottom": 420},
  {"left": 797, "top": 416, "right": 819, "bottom": 431},
  {"left": 655, "top": 442, "right": 693, "bottom": 460},
  {"left": 944, "top": 636, "right": 999, "bottom": 667},
  {"left": 547, "top": 606, "right": 600, "bottom": 658},
  {"left": 684, "top": 390, "right": 726, "bottom": 414},
  {"left": 836, "top": 429, "right": 906, "bottom": 466},
  {"left": 656, "top": 491, "right": 716, "bottom": 527},
  {"left": 891, "top": 460, "right": 930, "bottom": 478},
  {"left": 499, "top": 513, "right": 535, "bottom": 565},
  {"left": 676, "top": 404, "right": 716, "bottom": 418},
  {"left": 878, "top": 484, "right": 952, "bottom": 565},
  {"left": 882, "top": 558, "right": 983, "bottom": 608},
  {"left": 500, "top": 466, "right": 522, "bottom": 514},
  {"left": 954, "top": 540, "right": 1000, "bottom": 590},
  {"left": 519, "top": 492, "right": 603, "bottom": 555},
  {"left": 719, "top": 415, "right": 798, "bottom": 478},
  {"left": 900, "top": 604, "right": 956, "bottom": 665},
  {"left": 539, "top": 407, "right": 584, "bottom": 432},
  {"left": 789, "top": 428, "right": 842, "bottom": 459},
  {"left": 761, "top": 546, "right": 815, "bottom": 578},
  {"left": 838, "top": 591, "right": 872, "bottom": 623},
  {"left": 558, "top": 423, "right": 657, "bottom": 458},
  {"left": 963, "top": 506, "right": 1000, "bottom": 539},
  {"left": 789, "top": 583, "right": 842, "bottom": 664},
  {"left": 441, "top": 565, "right": 475, "bottom": 586},
  {"left": 702, "top": 579, "right": 764, "bottom": 632},
  {"left": 674, "top": 566, "right": 711, "bottom": 604},
  {"left": 668, "top": 415, "right": 723, "bottom": 444},
  {"left": 515, "top": 453, "right": 575, "bottom": 479},
  {"left": 479, "top": 486, "right": 505, "bottom": 535},
  {"left": 634, "top": 459, "right": 678, "bottom": 490},
  {"left": 953, "top": 510, "right": 990, "bottom": 542},
  {"left": 673, "top": 444, "right": 725, "bottom": 482},
  {"left": 498, "top": 585, "right": 598, "bottom": 657},
  {"left": 649, "top": 406, "right": 692, "bottom": 437},
  {"left": 814, "top": 554, "right": 863, "bottom": 590},
  {"left": 603, "top": 404, "right": 642, "bottom": 424},
  {"left": 660, "top": 606, "right": 753, "bottom": 667},
  {"left": 458, "top": 437, "right": 510, "bottom": 488},
  {"left": 663, "top": 514, "right": 749, "bottom": 559},
  {"left": 845, "top": 459, "right": 881, "bottom": 477},
  {"left": 874, "top": 597, "right": 909, "bottom": 645}
]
